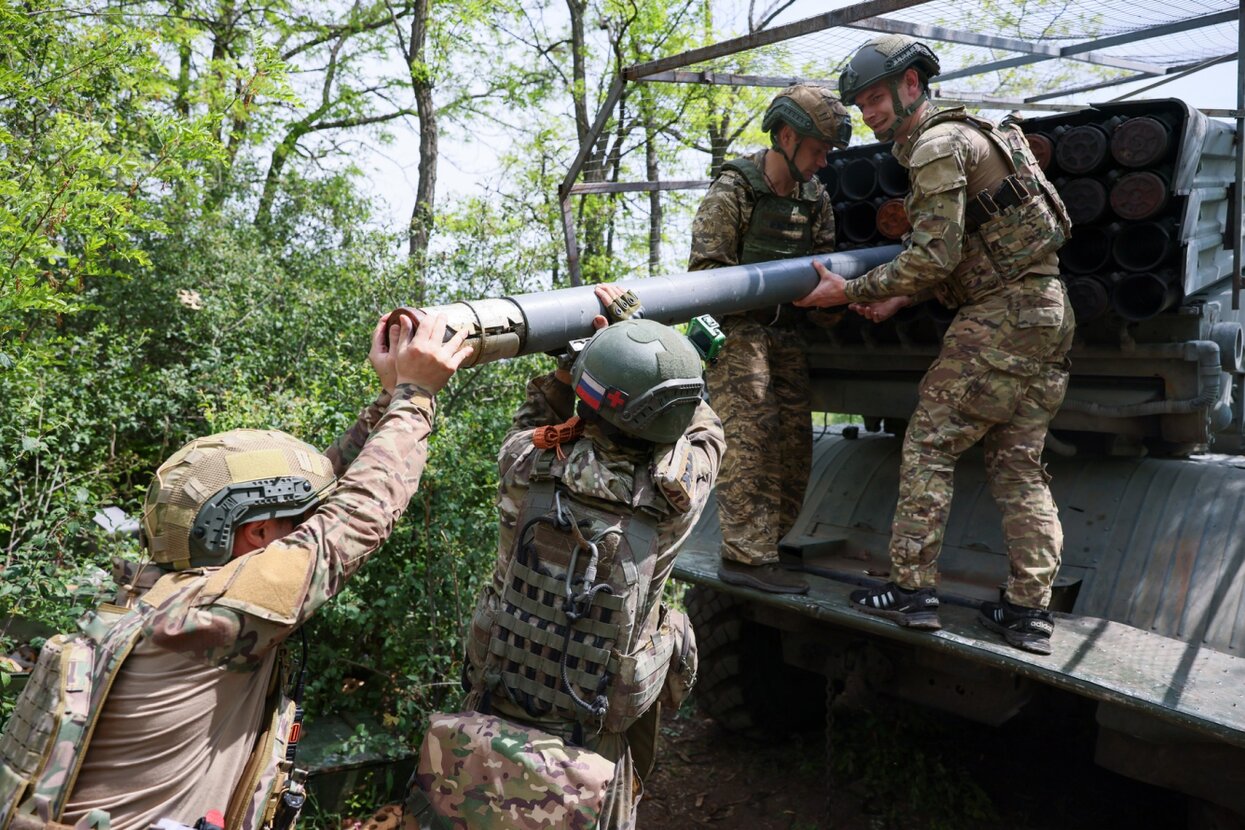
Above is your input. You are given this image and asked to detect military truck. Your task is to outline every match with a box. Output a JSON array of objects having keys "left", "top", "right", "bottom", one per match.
[
  {"left": 671, "top": 98, "right": 1245, "bottom": 825},
  {"left": 394, "top": 95, "right": 1245, "bottom": 825}
]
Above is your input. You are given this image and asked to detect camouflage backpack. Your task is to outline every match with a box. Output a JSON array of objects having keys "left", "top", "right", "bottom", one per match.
[
  {"left": 0, "top": 595, "right": 147, "bottom": 827},
  {"left": 405, "top": 712, "right": 616, "bottom": 830}
]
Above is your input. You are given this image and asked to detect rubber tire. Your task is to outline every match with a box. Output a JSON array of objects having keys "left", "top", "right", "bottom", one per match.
[{"left": 684, "top": 584, "right": 826, "bottom": 737}]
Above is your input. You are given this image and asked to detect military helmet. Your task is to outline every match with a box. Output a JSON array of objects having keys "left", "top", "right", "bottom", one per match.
[
  {"left": 570, "top": 319, "right": 704, "bottom": 444},
  {"left": 761, "top": 84, "right": 853, "bottom": 150},
  {"left": 839, "top": 35, "right": 941, "bottom": 106},
  {"left": 141, "top": 429, "right": 336, "bottom": 570}
]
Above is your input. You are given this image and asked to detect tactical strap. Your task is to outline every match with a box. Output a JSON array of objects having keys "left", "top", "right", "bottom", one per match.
[{"left": 965, "top": 174, "right": 1041, "bottom": 232}]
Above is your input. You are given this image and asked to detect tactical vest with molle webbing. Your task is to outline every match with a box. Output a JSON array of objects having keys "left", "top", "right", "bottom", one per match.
[
  {"left": 464, "top": 447, "right": 689, "bottom": 736},
  {"left": 0, "top": 571, "right": 298, "bottom": 830},
  {"left": 916, "top": 109, "right": 1072, "bottom": 308},
  {"left": 720, "top": 156, "right": 821, "bottom": 265}
]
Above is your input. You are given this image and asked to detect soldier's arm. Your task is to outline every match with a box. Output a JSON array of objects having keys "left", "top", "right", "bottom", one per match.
[
  {"left": 653, "top": 400, "right": 726, "bottom": 517},
  {"left": 844, "top": 131, "right": 969, "bottom": 303},
  {"left": 811, "top": 191, "right": 837, "bottom": 254},
  {"left": 141, "top": 385, "right": 437, "bottom": 670},
  {"left": 688, "top": 174, "right": 749, "bottom": 271},
  {"left": 323, "top": 390, "right": 392, "bottom": 476}
]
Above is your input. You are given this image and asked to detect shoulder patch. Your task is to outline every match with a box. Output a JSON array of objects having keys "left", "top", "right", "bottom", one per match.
[
  {"left": 652, "top": 440, "right": 696, "bottom": 513},
  {"left": 909, "top": 128, "right": 961, "bottom": 168},
  {"left": 204, "top": 542, "right": 314, "bottom": 624},
  {"left": 140, "top": 570, "right": 203, "bottom": 610},
  {"left": 910, "top": 130, "right": 967, "bottom": 196}
]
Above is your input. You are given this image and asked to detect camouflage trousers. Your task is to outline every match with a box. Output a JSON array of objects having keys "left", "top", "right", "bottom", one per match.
[
  {"left": 706, "top": 314, "right": 812, "bottom": 566},
  {"left": 890, "top": 276, "right": 1075, "bottom": 608}
]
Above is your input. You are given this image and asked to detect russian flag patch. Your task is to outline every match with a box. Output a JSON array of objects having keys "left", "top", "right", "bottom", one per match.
[{"left": 576, "top": 369, "right": 608, "bottom": 410}]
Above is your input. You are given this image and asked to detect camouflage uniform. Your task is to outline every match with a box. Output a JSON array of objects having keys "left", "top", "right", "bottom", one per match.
[
  {"left": 689, "top": 149, "right": 834, "bottom": 566},
  {"left": 844, "top": 107, "right": 1074, "bottom": 608},
  {"left": 440, "top": 371, "right": 724, "bottom": 830},
  {"left": 0, "top": 384, "right": 437, "bottom": 830}
]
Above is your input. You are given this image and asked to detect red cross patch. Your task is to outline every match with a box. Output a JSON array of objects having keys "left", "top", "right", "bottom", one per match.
[{"left": 605, "top": 388, "right": 629, "bottom": 409}]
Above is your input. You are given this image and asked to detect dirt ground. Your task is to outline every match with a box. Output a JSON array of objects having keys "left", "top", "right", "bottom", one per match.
[{"left": 638, "top": 689, "right": 1191, "bottom": 830}]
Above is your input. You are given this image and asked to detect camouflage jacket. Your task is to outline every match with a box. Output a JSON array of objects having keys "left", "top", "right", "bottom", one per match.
[
  {"left": 688, "top": 150, "right": 835, "bottom": 271},
  {"left": 0, "top": 384, "right": 436, "bottom": 830},
  {"left": 844, "top": 107, "right": 1061, "bottom": 306},
  {"left": 140, "top": 383, "right": 436, "bottom": 670}
]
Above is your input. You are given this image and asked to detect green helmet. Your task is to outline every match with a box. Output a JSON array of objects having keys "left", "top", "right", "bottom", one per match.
[
  {"left": 839, "top": 35, "right": 940, "bottom": 139},
  {"left": 761, "top": 84, "right": 853, "bottom": 149},
  {"left": 570, "top": 319, "right": 704, "bottom": 444},
  {"left": 141, "top": 429, "right": 336, "bottom": 570}
]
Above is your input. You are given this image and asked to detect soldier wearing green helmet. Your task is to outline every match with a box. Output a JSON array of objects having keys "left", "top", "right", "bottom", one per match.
[
  {"left": 797, "top": 34, "right": 1074, "bottom": 654},
  {"left": 407, "top": 286, "right": 724, "bottom": 830},
  {"left": 1, "top": 315, "right": 470, "bottom": 830},
  {"left": 687, "top": 83, "right": 851, "bottom": 595}
]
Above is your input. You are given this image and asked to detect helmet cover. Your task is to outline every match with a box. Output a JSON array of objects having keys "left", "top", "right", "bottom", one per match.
[{"left": 141, "top": 429, "right": 336, "bottom": 569}]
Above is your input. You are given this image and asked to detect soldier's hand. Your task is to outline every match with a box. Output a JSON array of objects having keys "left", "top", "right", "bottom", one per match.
[
  {"left": 850, "top": 296, "right": 911, "bottom": 324},
  {"left": 368, "top": 315, "right": 399, "bottom": 394},
  {"left": 593, "top": 283, "right": 638, "bottom": 329},
  {"left": 794, "top": 261, "right": 849, "bottom": 308},
  {"left": 392, "top": 312, "right": 473, "bottom": 393}
]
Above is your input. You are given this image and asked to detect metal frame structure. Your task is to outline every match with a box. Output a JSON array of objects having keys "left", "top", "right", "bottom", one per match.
[{"left": 558, "top": 0, "right": 1244, "bottom": 306}]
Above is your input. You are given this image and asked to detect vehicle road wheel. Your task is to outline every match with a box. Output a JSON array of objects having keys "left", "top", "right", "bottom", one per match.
[{"left": 684, "top": 584, "right": 825, "bottom": 738}]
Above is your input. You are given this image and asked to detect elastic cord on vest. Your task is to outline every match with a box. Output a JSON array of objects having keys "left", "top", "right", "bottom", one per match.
[{"left": 533, "top": 416, "right": 585, "bottom": 460}]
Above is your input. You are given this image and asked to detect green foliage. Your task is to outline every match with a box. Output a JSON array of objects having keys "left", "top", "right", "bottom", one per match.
[{"left": 0, "top": 2, "right": 222, "bottom": 337}]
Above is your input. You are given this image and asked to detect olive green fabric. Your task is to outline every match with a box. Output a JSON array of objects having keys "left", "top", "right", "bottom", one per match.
[{"left": 720, "top": 157, "right": 818, "bottom": 264}]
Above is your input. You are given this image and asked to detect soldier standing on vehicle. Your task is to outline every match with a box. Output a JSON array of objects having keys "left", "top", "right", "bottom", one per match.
[
  {"left": 0, "top": 315, "right": 471, "bottom": 830},
  {"left": 405, "top": 286, "right": 724, "bottom": 830},
  {"left": 795, "top": 35, "right": 1074, "bottom": 654},
  {"left": 688, "top": 84, "right": 852, "bottom": 595}
]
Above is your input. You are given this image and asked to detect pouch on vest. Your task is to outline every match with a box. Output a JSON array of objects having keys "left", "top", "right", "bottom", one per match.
[
  {"left": 408, "top": 711, "right": 616, "bottom": 830},
  {"left": 973, "top": 123, "right": 1069, "bottom": 278}
]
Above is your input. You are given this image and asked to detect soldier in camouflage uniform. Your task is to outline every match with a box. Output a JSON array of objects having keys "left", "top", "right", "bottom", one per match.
[
  {"left": 406, "top": 286, "right": 724, "bottom": 830},
  {"left": 689, "top": 84, "right": 851, "bottom": 595},
  {"left": 0, "top": 314, "right": 471, "bottom": 830},
  {"left": 796, "top": 36, "right": 1074, "bottom": 654}
]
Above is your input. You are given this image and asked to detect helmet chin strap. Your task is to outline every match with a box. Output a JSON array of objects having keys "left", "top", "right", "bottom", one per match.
[
  {"left": 771, "top": 135, "right": 810, "bottom": 184},
  {"left": 876, "top": 77, "right": 928, "bottom": 142}
]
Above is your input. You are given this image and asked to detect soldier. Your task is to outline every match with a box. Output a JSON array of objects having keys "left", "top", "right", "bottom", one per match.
[
  {"left": 0, "top": 314, "right": 471, "bottom": 830},
  {"left": 406, "top": 286, "right": 725, "bottom": 830},
  {"left": 795, "top": 35, "right": 1074, "bottom": 654},
  {"left": 688, "top": 84, "right": 851, "bottom": 595}
]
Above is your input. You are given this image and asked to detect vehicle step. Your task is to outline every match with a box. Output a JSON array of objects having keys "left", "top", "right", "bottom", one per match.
[{"left": 673, "top": 545, "right": 1245, "bottom": 749}]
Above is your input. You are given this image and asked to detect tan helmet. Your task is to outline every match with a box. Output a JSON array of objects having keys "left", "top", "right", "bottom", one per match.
[
  {"left": 761, "top": 84, "right": 852, "bottom": 183},
  {"left": 141, "top": 429, "right": 336, "bottom": 570},
  {"left": 762, "top": 84, "right": 853, "bottom": 149}
]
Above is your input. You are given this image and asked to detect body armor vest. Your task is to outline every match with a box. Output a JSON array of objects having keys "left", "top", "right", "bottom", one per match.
[
  {"left": 720, "top": 156, "right": 820, "bottom": 265},
  {"left": 0, "top": 574, "right": 294, "bottom": 830},
  {"left": 465, "top": 448, "right": 684, "bottom": 736},
  {"left": 916, "top": 110, "right": 1071, "bottom": 307}
]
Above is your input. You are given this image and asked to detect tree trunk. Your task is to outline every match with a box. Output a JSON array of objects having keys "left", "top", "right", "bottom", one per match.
[
  {"left": 647, "top": 125, "right": 661, "bottom": 276},
  {"left": 406, "top": 0, "right": 437, "bottom": 277}
]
